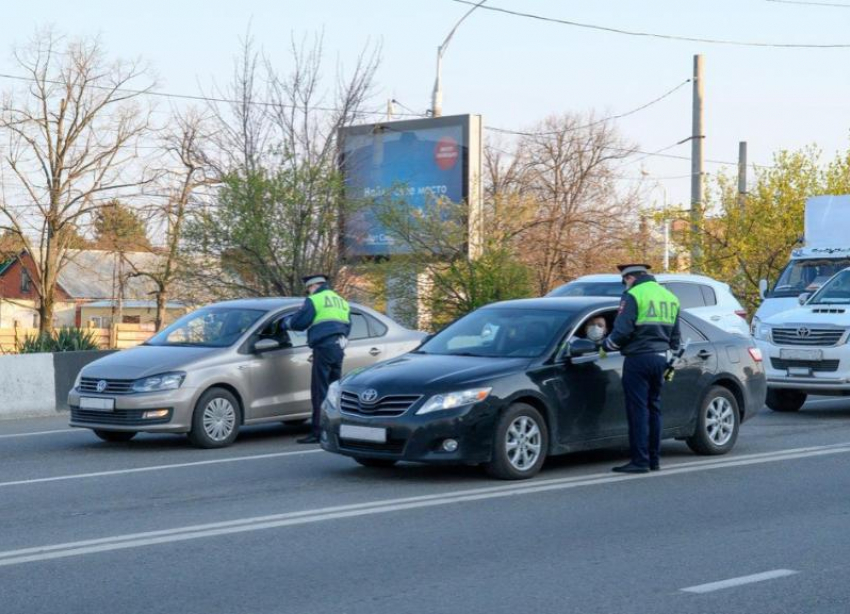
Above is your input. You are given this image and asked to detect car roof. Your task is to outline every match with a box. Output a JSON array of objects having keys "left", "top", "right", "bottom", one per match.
[
  {"left": 567, "top": 273, "right": 728, "bottom": 287},
  {"left": 486, "top": 297, "right": 621, "bottom": 311}
]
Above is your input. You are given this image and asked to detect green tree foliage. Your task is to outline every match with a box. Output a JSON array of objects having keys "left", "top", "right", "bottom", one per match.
[
  {"left": 17, "top": 327, "right": 99, "bottom": 353},
  {"left": 698, "top": 146, "right": 850, "bottom": 311},
  {"left": 93, "top": 201, "right": 151, "bottom": 252}
]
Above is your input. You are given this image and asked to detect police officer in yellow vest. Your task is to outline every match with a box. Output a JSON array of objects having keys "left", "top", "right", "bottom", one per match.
[
  {"left": 284, "top": 274, "right": 351, "bottom": 444},
  {"left": 602, "top": 264, "right": 681, "bottom": 473}
]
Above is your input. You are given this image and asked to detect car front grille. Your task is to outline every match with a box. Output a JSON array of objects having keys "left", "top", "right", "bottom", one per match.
[
  {"left": 79, "top": 378, "right": 135, "bottom": 395},
  {"left": 71, "top": 408, "right": 172, "bottom": 426},
  {"left": 771, "top": 358, "right": 840, "bottom": 373},
  {"left": 771, "top": 328, "right": 846, "bottom": 347},
  {"left": 340, "top": 390, "right": 421, "bottom": 417},
  {"left": 337, "top": 438, "right": 407, "bottom": 454}
]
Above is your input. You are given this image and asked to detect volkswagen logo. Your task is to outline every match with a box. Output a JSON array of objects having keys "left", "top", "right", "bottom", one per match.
[
  {"left": 96, "top": 380, "right": 108, "bottom": 393},
  {"left": 797, "top": 327, "right": 811, "bottom": 338},
  {"left": 359, "top": 389, "right": 379, "bottom": 404}
]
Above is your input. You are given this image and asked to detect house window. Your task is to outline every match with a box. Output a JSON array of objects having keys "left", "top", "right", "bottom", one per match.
[
  {"left": 122, "top": 315, "right": 141, "bottom": 324},
  {"left": 20, "top": 268, "right": 31, "bottom": 294}
]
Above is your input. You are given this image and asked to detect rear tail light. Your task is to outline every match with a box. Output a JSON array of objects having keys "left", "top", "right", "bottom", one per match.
[
  {"left": 735, "top": 309, "right": 748, "bottom": 320},
  {"left": 748, "top": 347, "right": 763, "bottom": 362}
]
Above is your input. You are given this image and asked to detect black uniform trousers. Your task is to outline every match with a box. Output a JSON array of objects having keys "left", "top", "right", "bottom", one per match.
[
  {"left": 622, "top": 352, "right": 668, "bottom": 468},
  {"left": 310, "top": 337, "right": 345, "bottom": 437}
]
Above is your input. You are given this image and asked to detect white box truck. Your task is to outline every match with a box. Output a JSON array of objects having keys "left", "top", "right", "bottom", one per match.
[{"left": 752, "top": 195, "right": 850, "bottom": 328}]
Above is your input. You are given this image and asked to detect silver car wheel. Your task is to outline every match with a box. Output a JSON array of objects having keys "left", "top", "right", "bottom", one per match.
[
  {"left": 705, "top": 396, "right": 735, "bottom": 447},
  {"left": 203, "top": 398, "right": 236, "bottom": 442},
  {"left": 505, "top": 415, "right": 542, "bottom": 471}
]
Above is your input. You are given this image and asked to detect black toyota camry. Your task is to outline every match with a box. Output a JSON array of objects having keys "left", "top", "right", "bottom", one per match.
[{"left": 320, "top": 297, "right": 767, "bottom": 480}]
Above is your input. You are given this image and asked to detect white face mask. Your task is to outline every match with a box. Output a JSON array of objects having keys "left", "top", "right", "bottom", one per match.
[{"left": 586, "top": 324, "right": 606, "bottom": 342}]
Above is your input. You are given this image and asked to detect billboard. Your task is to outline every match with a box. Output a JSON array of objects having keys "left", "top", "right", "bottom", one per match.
[{"left": 339, "top": 114, "right": 482, "bottom": 258}]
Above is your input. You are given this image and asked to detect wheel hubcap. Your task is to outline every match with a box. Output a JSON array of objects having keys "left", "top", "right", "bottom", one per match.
[
  {"left": 705, "top": 397, "right": 735, "bottom": 446},
  {"left": 505, "top": 415, "right": 542, "bottom": 471},
  {"left": 203, "top": 398, "right": 236, "bottom": 442}
]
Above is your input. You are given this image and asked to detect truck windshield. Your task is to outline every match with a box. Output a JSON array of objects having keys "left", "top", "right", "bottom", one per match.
[
  {"left": 770, "top": 259, "right": 850, "bottom": 298},
  {"left": 809, "top": 270, "right": 850, "bottom": 304}
]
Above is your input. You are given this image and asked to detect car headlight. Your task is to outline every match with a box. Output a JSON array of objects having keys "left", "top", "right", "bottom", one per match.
[
  {"left": 750, "top": 316, "right": 760, "bottom": 336},
  {"left": 754, "top": 323, "right": 772, "bottom": 341},
  {"left": 325, "top": 381, "right": 342, "bottom": 411},
  {"left": 73, "top": 370, "right": 84, "bottom": 390},
  {"left": 416, "top": 387, "right": 492, "bottom": 415},
  {"left": 132, "top": 372, "right": 186, "bottom": 393}
]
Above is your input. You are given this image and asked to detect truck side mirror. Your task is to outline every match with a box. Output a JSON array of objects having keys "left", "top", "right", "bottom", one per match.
[
  {"left": 758, "top": 279, "right": 768, "bottom": 299},
  {"left": 798, "top": 292, "right": 811, "bottom": 306}
]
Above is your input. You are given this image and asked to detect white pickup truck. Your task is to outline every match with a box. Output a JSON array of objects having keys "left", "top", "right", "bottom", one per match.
[{"left": 754, "top": 267, "right": 850, "bottom": 411}]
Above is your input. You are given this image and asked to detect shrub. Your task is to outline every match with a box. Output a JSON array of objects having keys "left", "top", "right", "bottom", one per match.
[{"left": 17, "top": 327, "right": 100, "bottom": 353}]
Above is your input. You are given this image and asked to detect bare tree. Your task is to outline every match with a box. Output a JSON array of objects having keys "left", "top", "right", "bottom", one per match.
[
  {"left": 0, "top": 30, "right": 154, "bottom": 331},
  {"left": 486, "top": 116, "right": 641, "bottom": 294}
]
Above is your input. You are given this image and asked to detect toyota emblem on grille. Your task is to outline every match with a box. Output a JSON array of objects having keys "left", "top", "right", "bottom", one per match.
[
  {"left": 96, "top": 380, "right": 108, "bottom": 393},
  {"left": 797, "top": 327, "right": 810, "bottom": 338},
  {"left": 360, "top": 389, "right": 379, "bottom": 403}
]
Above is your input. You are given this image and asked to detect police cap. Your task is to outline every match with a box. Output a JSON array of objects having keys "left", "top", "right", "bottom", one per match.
[
  {"left": 617, "top": 263, "right": 651, "bottom": 278},
  {"left": 302, "top": 274, "right": 328, "bottom": 287}
]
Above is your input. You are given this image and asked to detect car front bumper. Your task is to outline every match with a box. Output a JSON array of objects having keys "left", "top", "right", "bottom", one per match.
[
  {"left": 320, "top": 399, "right": 499, "bottom": 465},
  {"left": 755, "top": 339, "right": 850, "bottom": 394},
  {"left": 68, "top": 386, "right": 199, "bottom": 433}
]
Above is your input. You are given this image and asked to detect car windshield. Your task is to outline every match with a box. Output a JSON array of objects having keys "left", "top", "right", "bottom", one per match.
[
  {"left": 417, "top": 308, "right": 576, "bottom": 358},
  {"left": 770, "top": 258, "right": 850, "bottom": 297},
  {"left": 146, "top": 307, "right": 266, "bottom": 348},
  {"left": 547, "top": 281, "right": 624, "bottom": 298},
  {"left": 809, "top": 269, "right": 850, "bottom": 304}
]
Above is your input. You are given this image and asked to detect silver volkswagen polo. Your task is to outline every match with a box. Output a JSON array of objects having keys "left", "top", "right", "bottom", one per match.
[{"left": 68, "top": 298, "right": 424, "bottom": 448}]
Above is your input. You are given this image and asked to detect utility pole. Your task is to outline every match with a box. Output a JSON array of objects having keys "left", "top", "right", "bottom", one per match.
[
  {"left": 738, "top": 141, "right": 748, "bottom": 207},
  {"left": 690, "top": 54, "right": 704, "bottom": 272}
]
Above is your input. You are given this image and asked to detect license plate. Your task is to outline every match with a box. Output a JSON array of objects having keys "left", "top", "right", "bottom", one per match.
[
  {"left": 780, "top": 348, "right": 822, "bottom": 361},
  {"left": 787, "top": 366, "right": 812, "bottom": 377},
  {"left": 79, "top": 397, "right": 115, "bottom": 411},
  {"left": 340, "top": 424, "right": 387, "bottom": 443}
]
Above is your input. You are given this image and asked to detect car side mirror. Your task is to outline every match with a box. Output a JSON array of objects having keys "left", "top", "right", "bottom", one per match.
[
  {"left": 798, "top": 292, "right": 811, "bottom": 306},
  {"left": 415, "top": 333, "right": 434, "bottom": 350},
  {"left": 758, "top": 279, "right": 768, "bottom": 299},
  {"left": 569, "top": 338, "right": 599, "bottom": 358},
  {"left": 253, "top": 338, "right": 280, "bottom": 353}
]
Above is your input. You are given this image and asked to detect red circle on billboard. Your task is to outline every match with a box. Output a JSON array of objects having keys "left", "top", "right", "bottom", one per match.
[{"left": 434, "top": 137, "right": 459, "bottom": 171}]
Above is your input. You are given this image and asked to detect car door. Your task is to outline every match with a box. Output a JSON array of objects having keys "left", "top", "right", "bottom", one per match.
[
  {"left": 557, "top": 351, "right": 628, "bottom": 443},
  {"left": 661, "top": 317, "right": 717, "bottom": 429},
  {"left": 342, "top": 311, "right": 386, "bottom": 371},
  {"left": 246, "top": 312, "right": 313, "bottom": 421}
]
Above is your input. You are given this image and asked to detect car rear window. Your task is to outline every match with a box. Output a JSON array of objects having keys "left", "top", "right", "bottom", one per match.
[
  {"left": 349, "top": 313, "right": 370, "bottom": 340},
  {"left": 699, "top": 284, "right": 717, "bottom": 306},
  {"left": 663, "top": 282, "right": 706, "bottom": 309}
]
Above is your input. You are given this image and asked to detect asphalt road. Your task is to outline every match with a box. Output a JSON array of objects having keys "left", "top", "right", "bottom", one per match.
[{"left": 2, "top": 398, "right": 850, "bottom": 614}]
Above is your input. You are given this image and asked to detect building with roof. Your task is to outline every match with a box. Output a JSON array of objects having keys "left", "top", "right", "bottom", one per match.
[{"left": 0, "top": 250, "right": 190, "bottom": 329}]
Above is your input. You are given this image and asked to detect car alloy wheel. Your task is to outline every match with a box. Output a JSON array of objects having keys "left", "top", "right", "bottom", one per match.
[
  {"left": 705, "top": 396, "right": 735, "bottom": 447},
  {"left": 505, "top": 415, "right": 543, "bottom": 471},
  {"left": 203, "top": 398, "right": 237, "bottom": 442}
]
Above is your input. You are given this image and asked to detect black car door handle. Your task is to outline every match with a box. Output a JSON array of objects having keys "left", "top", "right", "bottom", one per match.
[
  {"left": 369, "top": 347, "right": 382, "bottom": 356},
  {"left": 697, "top": 349, "right": 713, "bottom": 359}
]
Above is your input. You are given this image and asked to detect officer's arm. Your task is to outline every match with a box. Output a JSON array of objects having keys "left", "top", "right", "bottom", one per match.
[
  {"left": 284, "top": 299, "right": 315, "bottom": 332},
  {"left": 669, "top": 312, "right": 682, "bottom": 352},
  {"left": 603, "top": 294, "right": 637, "bottom": 352}
]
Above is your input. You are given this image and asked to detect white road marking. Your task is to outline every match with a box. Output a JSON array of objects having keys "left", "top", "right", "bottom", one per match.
[
  {"left": 0, "top": 444, "right": 849, "bottom": 567},
  {"left": 681, "top": 569, "right": 799, "bottom": 594},
  {"left": 0, "top": 428, "right": 79, "bottom": 440},
  {"left": 0, "top": 449, "right": 323, "bottom": 489}
]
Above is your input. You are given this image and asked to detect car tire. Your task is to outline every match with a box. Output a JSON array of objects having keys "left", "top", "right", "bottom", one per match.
[
  {"left": 485, "top": 403, "right": 548, "bottom": 480},
  {"left": 93, "top": 429, "right": 137, "bottom": 443},
  {"left": 353, "top": 457, "right": 398, "bottom": 468},
  {"left": 765, "top": 389, "right": 807, "bottom": 413},
  {"left": 187, "top": 387, "right": 242, "bottom": 449},
  {"left": 686, "top": 386, "right": 740, "bottom": 455}
]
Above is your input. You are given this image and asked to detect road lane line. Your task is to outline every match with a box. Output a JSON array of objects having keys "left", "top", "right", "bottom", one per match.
[
  {"left": 0, "top": 449, "right": 323, "bottom": 488},
  {"left": 1, "top": 444, "right": 849, "bottom": 567},
  {"left": 681, "top": 569, "right": 799, "bottom": 593},
  {"left": 2, "top": 440, "right": 849, "bottom": 490},
  {"left": 0, "top": 429, "right": 79, "bottom": 440}
]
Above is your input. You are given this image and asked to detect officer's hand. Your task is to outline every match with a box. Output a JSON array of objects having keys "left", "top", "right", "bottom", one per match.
[{"left": 598, "top": 347, "right": 608, "bottom": 360}]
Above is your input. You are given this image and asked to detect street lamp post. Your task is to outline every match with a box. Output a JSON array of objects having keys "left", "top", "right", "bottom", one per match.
[{"left": 431, "top": 0, "right": 488, "bottom": 117}]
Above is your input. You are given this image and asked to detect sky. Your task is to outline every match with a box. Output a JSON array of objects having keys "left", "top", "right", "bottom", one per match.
[{"left": 1, "top": 0, "right": 849, "bottom": 209}]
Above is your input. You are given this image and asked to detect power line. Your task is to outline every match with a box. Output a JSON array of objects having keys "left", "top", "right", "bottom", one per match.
[
  {"left": 767, "top": 0, "right": 850, "bottom": 6},
  {"left": 488, "top": 78, "right": 691, "bottom": 137},
  {"left": 449, "top": 0, "right": 850, "bottom": 47},
  {"left": 0, "top": 72, "right": 423, "bottom": 118}
]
